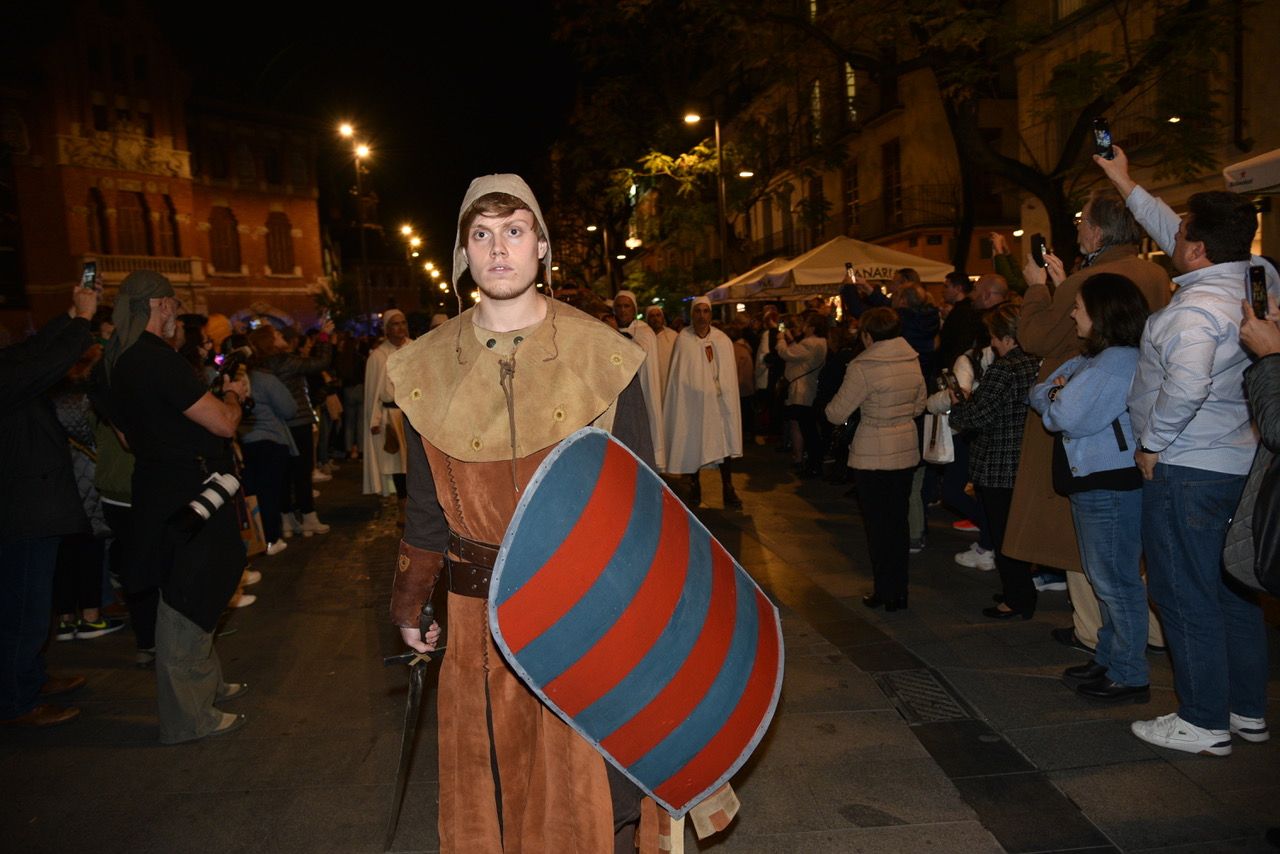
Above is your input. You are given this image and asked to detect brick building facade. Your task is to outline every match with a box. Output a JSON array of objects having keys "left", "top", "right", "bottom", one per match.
[{"left": 0, "top": 2, "right": 327, "bottom": 334}]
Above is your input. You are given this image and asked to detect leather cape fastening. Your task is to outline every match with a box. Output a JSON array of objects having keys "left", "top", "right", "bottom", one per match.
[{"left": 386, "top": 296, "right": 644, "bottom": 463}]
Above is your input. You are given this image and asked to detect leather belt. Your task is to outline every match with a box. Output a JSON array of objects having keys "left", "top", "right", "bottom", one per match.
[{"left": 446, "top": 530, "right": 499, "bottom": 598}]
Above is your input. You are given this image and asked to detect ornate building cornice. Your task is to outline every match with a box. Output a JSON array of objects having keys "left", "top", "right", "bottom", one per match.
[{"left": 56, "top": 130, "right": 191, "bottom": 179}]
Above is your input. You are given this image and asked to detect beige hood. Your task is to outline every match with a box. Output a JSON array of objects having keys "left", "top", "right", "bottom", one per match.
[{"left": 452, "top": 174, "right": 551, "bottom": 287}]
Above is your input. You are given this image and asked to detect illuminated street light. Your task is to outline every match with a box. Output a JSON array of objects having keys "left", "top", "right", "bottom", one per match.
[
  {"left": 615, "top": 254, "right": 626, "bottom": 260},
  {"left": 355, "top": 143, "right": 370, "bottom": 159},
  {"left": 424, "top": 261, "right": 435, "bottom": 271},
  {"left": 400, "top": 224, "right": 413, "bottom": 236},
  {"left": 411, "top": 251, "right": 419, "bottom": 258},
  {"left": 438, "top": 282, "right": 449, "bottom": 292},
  {"left": 738, "top": 170, "right": 754, "bottom": 178},
  {"left": 471, "top": 290, "right": 481, "bottom": 302},
  {"left": 625, "top": 235, "right": 642, "bottom": 250},
  {"left": 430, "top": 269, "right": 440, "bottom": 278},
  {"left": 684, "top": 111, "right": 728, "bottom": 282},
  {"left": 409, "top": 236, "right": 422, "bottom": 248},
  {"left": 1168, "top": 116, "right": 1182, "bottom": 124},
  {"left": 1012, "top": 228, "right": 1025, "bottom": 237},
  {"left": 338, "top": 123, "right": 354, "bottom": 138},
  {"left": 586, "top": 224, "right": 598, "bottom": 232}
]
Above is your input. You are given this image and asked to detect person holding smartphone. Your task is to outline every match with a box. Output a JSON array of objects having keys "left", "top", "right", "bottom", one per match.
[
  {"left": 1005, "top": 185, "right": 1172, "bottom": 656},
  {"left": 1096, "top": 145, "right": 1278, "bottom": 756}
]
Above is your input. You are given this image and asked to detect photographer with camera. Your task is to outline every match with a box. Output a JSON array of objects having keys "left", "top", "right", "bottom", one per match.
[{"left": 105, "top": 271, "right": 250, "bottom": 744}]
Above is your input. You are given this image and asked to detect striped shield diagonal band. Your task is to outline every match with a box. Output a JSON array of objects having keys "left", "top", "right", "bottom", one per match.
[{"left": 489, "top": 427, "right": 784, "bottom": 819}]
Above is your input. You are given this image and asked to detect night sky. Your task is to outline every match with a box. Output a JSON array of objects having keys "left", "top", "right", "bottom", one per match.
[{"left": 148, "top": 0, "right": 578, "bottom": 265}]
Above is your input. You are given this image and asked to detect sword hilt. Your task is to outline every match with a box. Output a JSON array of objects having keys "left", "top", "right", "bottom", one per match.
[{"left": 418, "top": 602, "right": 433, "bottom": 639}]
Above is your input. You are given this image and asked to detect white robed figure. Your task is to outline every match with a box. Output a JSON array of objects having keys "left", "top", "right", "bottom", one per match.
[
  {"left": 613, "top": 290, "right": 666, "bottom": 471},
  {"left": 662, "top": 296, "right": 743, "bottom": 508},
  {"left": 362, "top": 309, "right": 410, "bottom": 497}
]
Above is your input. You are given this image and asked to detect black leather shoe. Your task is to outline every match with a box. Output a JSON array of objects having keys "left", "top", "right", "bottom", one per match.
[
  {"left": 1075, "top": 677, "right": 1150, "bottom": 703},
  {"left": 1062, "top": 660, "right": 1107, "bottom": 683},
  {"left": 884, "top": 595, "right": 909, "bottom": 612},
  {"left": 982, "top": 605, "right": 1032, "bottom": 620}
]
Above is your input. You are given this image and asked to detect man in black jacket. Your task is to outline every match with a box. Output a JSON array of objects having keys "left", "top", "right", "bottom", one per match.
[
  {"left": 0, "top": 286, "right": 98, "bottom": 727},
  {"left": 936, "top": 270, "right": 983, "bottom": 373}
]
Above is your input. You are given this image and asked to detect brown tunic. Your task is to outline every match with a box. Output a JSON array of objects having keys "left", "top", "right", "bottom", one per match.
[
  {"left": 1004, "top": 246, "right": 1172, "bottom": 571},
  {"left": 388, "top": 299, "right": 652, "bottom": 852}
]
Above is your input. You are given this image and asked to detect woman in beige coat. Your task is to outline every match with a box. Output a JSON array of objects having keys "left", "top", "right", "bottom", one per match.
[{"left": 825, "top": 308, "right": 927, "bottom": 611}]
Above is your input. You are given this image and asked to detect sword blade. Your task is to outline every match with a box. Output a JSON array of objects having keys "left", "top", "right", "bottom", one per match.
[{"left": 383, "top": 660, "right": 427, "bottom": 850}]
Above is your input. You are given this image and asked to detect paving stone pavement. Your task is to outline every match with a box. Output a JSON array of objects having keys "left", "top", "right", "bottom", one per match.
[{"left": 1, "top": 444, "right": 1276, "bottom": 853}]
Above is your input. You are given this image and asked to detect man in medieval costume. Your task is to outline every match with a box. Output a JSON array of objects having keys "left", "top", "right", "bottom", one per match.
[
  {"left": 387, "top": 175, "right": 660, "bottom": 851},
  {"left": 362, "top": 309, "right": 410, "bottom": 520},
  {"left": 644, "top": 305, "right": 677, "bottom": 399},
  {"left": 613, "top": 289, "right": 666, "bottom": 470},
  {"left": 662, "top": 296, "right": 743, "bottom": 508}
]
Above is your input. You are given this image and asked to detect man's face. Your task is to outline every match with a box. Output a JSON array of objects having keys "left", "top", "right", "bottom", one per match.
[
  {"left": 614, "top": 295, "right": 637, "bottom": 327},
  {"left": 943, "top": 281, "right": 963, "bottom": 305},
  {"left": 386, "top": 318, "right": 409, "bottom": 345},
  {"left": 152, "top": 296, "right": 179, "bottom": 340},
  {"left": 645, "top": 309, "right": 665, "bottom": 333},
  {"left": 692, "top": 303, "right": 712, "bottom": 335},
  {"left": 1076, "top": 201, "right": 1103, "bottom": 255},
  {"left": 465, "top": 210, "right": 547, "bottom": 300},
  {"left": 1171, "top": 216, "right": 1203, "bottom": 274}
]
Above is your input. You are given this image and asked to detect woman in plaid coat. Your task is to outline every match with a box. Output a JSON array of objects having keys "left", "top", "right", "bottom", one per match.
[{"left": 950, "top": 304, "right": 1041, "bottom": 619}]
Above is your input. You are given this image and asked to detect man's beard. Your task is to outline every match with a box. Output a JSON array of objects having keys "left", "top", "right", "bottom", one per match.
[{"left": 476, "top": 277, "right": 536, "bottom": 301}]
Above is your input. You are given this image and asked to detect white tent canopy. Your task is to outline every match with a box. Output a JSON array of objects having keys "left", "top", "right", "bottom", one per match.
[
  {"left": 704, "top": 256, "right": 792, "bottom": 303},
  {"left": 761, "top": 236, "right": 953, "bottom": 297}
]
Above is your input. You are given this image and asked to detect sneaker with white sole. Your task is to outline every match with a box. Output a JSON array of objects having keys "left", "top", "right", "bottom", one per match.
[
  {"left": 312, "top": 468, "right": 333, "bottom": 482},
  {"left": 265, "top": 540, "right": 288, "bottom": 556},
  {"left": 227, "top": 592, "right": 256, "bottom": 609},
  {"left": 955, "top": 543, "right": 996, "bottom": 571},
  {"left": 1131, "top": 712, "right": 1232, "bottom": 756},
  {"left": 1229, "top": 713, "right": 1270, "bottom": 743},
  {"left": 241, "top": 569, "right": 262, "bottom": 586}
]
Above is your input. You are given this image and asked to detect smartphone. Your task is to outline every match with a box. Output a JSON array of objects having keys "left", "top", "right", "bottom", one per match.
[
  {"left": 1030, "top": 233, "right": 1049, "bottom": 268},
  {"left": 1092, "top": 117, "right": 1114, "bottom": 160},
  {"left": 80, "top": 261, "right": 97, "bottom": 290},
  {"left": 940, "top": 368, "right": 962, "bottom": 397},
  {"left": 1249, "top": 265, "right": 1269, "bottom": 320}
]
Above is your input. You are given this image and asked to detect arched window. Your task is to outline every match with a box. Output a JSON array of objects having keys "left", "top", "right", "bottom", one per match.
[
  {"left": 209, "top": 207, "right": 241, "bottom": 273},
  {"left": 266, "top": 211, "right": 294, "bottom": 274},
  {"left": 86, "top": 189, "right": 109, "bottom": 253},
  {"left": 156, "top": 195, "right": 180, "bottom": 256},
  {"left": 116, "top": 191, "right": 151, "bottom": 255}
]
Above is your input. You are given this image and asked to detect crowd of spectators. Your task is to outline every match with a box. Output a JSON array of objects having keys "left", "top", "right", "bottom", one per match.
[{"left": 0, "top": 279, "right": 420, "bottom": 737}]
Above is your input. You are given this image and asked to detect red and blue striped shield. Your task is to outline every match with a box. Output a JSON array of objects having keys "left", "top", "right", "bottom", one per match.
[{"left": 489, "top": 427, "right": 784, "bottom": 819}]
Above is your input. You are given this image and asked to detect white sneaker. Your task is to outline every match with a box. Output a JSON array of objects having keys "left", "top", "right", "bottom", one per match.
[
  {"left": 1131, "top": 712, "right": 1232, "bottom": 756},
  {"left": 300, "top": 511, "right": 330, "bottom": 536},
  {"left": 265, "top": 540, "right": 288, "bottom": 556},
  {"left": 1229, "top": 713, "right": 1270, "bottom": 743},
  {"left": 228, "top": 591, "right": 257, "bottom": 609},
  {"left": 955, "top": 543, "right": 995, "bottom": 571},
  {"left": 281, "top": 513, "right": 300, "bottom": 539},
  {"left": 312, "top": 468, "right": 333, "bottom": 483},
  {"left": 241, "top": 569, "right": 262, "bottom": 586}
]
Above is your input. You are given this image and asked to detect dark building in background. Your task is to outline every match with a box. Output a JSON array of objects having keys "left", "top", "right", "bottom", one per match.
[{"left": 0, "top": 1, "right": 328, "bottom": 333}]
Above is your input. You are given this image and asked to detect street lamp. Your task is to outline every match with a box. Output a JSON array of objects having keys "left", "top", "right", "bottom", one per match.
[
  {"left": 587, "top": 224, "right": 618, "bottom": 295},
  {"left": 685, "top": 112, "right": 728, "bottom": 282},
  {"left": 339, "top": 125, "right": 373, "bottom": 316}
]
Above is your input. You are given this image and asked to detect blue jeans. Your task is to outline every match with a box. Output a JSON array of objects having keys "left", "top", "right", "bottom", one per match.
[
  {"left": 1142, "top": 463, "right": 1268, "bottom": 729},
  {"left": 1070, "top": 488, "right": 1147, "bottom": 686},
  {"left": 0, "top": 537, "right": 59, "bottom": 718}
]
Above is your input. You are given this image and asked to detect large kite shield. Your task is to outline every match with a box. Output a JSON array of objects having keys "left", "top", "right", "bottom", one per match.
[{"left": 488, "top": 427, "right": 784, "bottom": 819}]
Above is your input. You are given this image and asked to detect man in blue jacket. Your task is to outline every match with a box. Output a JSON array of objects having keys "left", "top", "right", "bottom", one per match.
[
  {"left": 0, "top": 285, "right": 98, "bottom": 727},
  {"left": 1099, "top": 146, "right": 1279, "bottom": 756}
]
